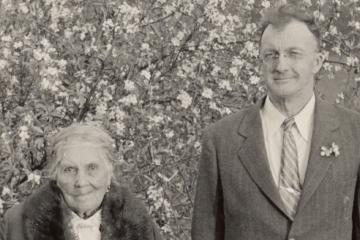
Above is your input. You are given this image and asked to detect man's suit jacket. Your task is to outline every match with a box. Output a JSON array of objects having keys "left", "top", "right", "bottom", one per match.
[{"left": 192, "top": 97, "right": 360, "bottom": 240}]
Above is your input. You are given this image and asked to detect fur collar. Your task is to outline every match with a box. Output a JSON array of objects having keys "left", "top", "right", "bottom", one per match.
[{"left": 22, "top": 181, "right": 159, "bottom": 240}]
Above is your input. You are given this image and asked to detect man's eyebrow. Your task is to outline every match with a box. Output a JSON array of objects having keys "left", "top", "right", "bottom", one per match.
[{"left": 286, "top": 47, "right": 305, "bottom": 51}]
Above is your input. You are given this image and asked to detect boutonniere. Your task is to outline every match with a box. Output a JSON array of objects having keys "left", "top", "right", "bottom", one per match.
[{"left": 320, "top": 142, "right": 340, "bottom": 157}]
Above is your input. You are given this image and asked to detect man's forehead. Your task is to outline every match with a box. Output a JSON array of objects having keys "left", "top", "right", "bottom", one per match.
[{"left": 260, "top": 19, "right": 318, "bottom": 50}]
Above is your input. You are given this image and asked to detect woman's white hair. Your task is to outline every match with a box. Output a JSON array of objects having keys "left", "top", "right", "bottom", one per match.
[{"left": 47, "top": 122, "right": 115, "bottom": 178}]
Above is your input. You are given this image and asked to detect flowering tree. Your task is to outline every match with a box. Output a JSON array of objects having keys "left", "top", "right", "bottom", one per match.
[{"left": 0, "top": 0, "right": 360, "bottom": 239}]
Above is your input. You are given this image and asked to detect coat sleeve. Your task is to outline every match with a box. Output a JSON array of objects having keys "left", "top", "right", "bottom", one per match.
[
  {"left": 151, "top": 220, "right": 163, "bottom": 240},
  {"left": 191, "top": 128, "right": 224, "bottom": 240},
  {"left": 0, "top": 204, "right": 24, "bottom": 240},
  {"left": 353, "top": 163, "right": 360, "bottom": 240},
  {"left": 0, "top": 217, "right": 6, "bottom": 240}
]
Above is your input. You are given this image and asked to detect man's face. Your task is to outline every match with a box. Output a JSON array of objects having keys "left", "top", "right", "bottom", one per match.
[{"left": 260, "top": 19, "right": 323, "bottom": 101}]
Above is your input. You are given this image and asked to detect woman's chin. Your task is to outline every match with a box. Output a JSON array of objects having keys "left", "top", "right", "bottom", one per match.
[{"left": 66, "top": 195, "right": 102, "bottom": 217}]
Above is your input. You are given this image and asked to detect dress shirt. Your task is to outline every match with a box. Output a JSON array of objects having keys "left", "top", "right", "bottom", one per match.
[
  {"left": 260, "top": 94, "right": 315, "bottom": 187},
  {"left": 70, "top": 209, "right": 101, "bottom": 240}
]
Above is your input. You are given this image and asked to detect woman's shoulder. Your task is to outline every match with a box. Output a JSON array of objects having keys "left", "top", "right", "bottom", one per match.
[
  {"left": 105, "top": 182, "right": 147, "bottom": 214},
  {"left": 101, "top": 182, "right": 162, "bottom": 240}
]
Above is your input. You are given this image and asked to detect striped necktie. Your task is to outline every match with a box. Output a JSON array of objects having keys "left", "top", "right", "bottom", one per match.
[{"left": 279, "top": 117, "right": 301, "bottom": 219}]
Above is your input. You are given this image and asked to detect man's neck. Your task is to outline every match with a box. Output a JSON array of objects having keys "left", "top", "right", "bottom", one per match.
[{"left": 268, "top": 92, "right": 314, "bottom": 117}]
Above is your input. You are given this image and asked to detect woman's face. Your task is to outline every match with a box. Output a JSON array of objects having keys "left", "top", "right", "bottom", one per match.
[{"left": 56, "top": 145, "right": 112, "bottom": 217}]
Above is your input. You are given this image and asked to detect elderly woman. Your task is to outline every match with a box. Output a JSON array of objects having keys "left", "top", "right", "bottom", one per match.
[{"left": 0, "top": 123, "right": 162, "bottom": 240}]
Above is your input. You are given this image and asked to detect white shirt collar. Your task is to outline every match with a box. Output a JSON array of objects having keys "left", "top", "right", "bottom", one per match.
[
  {"left": 70, "top": 209, "right": 102, "bottom": 230},
  {"left": 261, "top": 94, "right": 315, "bottom": 141}
]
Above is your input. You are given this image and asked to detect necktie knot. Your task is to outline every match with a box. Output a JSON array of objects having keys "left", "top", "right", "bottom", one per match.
[{"left": 282, "top": 117, "right": 295, "bottom": 131}]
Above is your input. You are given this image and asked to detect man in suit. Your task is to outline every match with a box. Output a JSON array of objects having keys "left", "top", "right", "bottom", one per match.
[{"left": 192, "top": 4, "right": 360, "bottom": 240}]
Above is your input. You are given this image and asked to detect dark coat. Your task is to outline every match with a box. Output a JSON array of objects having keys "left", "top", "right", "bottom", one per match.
[
  {"left": 192, "top": 98, "right": 360, "bottom": 240},
  {"left": 0, "top": 180, "right": 163, "bottom": 240}
]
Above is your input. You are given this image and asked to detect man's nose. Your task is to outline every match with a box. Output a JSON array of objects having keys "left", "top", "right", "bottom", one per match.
[{"left": 273, "top": 54, "right": 290, "bottom": 72}]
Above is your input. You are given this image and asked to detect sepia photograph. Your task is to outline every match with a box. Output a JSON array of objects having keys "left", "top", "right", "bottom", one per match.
[{"left": 1, "top": 0, "right": 360, "bottom": 239}]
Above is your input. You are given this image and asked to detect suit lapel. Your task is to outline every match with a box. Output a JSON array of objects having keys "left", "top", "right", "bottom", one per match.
[
  {"left": 237, "top": 103, "right": 290, "bottom": 218},
  {"left": 296, "top": 99, "right": 340, "bottom": 212}
]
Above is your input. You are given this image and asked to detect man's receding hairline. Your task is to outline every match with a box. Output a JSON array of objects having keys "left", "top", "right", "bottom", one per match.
[{"left": 260, "top": 19, "right": 320, "bottom": 50}]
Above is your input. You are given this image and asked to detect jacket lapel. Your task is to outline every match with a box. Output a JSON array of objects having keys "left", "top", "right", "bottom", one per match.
[
  {"left": 237, "top": 102, "right": 290, "bottom": 218},
  {"left": 296, "top": 99, "right": 340, "bottom": 212}
]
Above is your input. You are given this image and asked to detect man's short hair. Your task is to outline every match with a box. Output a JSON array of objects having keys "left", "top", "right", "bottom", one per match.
[{"left": 259, "top": 4, "right": 321, "bottom": 49}]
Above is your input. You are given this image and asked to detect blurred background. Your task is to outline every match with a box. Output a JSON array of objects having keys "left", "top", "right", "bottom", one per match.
[{"left": 0, "top": 0, "right": 360, "bottom": 239}]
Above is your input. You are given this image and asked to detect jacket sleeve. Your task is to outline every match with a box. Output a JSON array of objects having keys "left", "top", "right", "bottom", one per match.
[
  {"left": 0, "top": 203, "right": 25, "bottom": 240},
  {"left": 151, "top": 220, "right": 163, "bottom": 240},
  {"left": 191, "top": 128, "right": 224, "bottom": 240},
  {"left": 0, "top": 217, "right": 6, "bottom": 240}
]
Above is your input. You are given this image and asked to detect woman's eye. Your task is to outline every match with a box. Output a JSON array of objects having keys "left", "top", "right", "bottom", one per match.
[{"left": 64, "top": 167, "right": 76, "bottom": 173}]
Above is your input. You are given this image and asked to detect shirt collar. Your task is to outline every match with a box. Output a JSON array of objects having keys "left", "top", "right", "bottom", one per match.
[
  {"left": 261, "top": 94, "right": 315, "bottom": 141},
  {"left": 293, "top": 94, "right": 315, "bottom": 141},
  {"left": 70, "top": 209, "right": 102, "bottom": 230}
]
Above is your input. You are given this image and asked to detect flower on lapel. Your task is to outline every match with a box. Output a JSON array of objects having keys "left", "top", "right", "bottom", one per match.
[{"left": 320, "top": 142, "right": 340, "bottom": 157}]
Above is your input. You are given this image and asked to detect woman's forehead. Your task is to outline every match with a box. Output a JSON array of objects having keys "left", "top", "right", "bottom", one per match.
[{"left": 60, "top": 146, "right": 107, "bottom": 165}]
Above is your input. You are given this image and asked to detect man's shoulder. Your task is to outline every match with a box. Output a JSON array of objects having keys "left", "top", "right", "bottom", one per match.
[
  {"left": 319, "top": 98, "right": 360, "bottom": 122},
  {"left": 2, "top": 201, "right": 25, "bottom": 228},
  {"left": 204, "top": 104, "right": 258, "bottom": 137}
]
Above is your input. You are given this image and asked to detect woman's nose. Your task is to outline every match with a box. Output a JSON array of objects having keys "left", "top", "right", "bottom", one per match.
[{"left": 74, "top": 170, "right": 87, "bottom": 188}]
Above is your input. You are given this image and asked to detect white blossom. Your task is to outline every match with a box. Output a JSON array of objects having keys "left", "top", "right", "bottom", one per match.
[
  {"left": 141, "top": 70, "right": 151, "bottom": 80},
  {"left": 202, "top": 87, "right": 213, "bottom": 99},
  {"left": 0, "top": 198, "right": 3, "bottom": 214},
  {"left": 124, "top": 80, "right": 136, "bottom": 91},
  {"left": 95, "top": 102, "right": 107, "bottom": 117},
  {"left": 141, "top": 43, "right": 150, "bottom": 50},
  {"left": 1, "top": 187, "right": 10, "bottom": 196},
  {"left": 115, "top": 122, "right": 125, "bottom": 135},
  {"left": 24, "top": 114, "right": 33, "bottom": 124},
  {"left": 57, "top": 59, "right": 68, "bottom": 70},
  {"left": 46, "top": 67, "right": 59, "bottom": 76},
  {"left": 19, "top": 126, "right": 30, "bottom": 142},
  {"left": 261, "top": 0, "right": 270, "bottom": 8},
  {"left": 13, "top": 41, "right": 23, "bottom": 49},
  {"left": 3, "top": 48, "right": 11, "bottom": 58},
  {"left": 329, "top": 26, "right": 338, "bottom": 35},
  {"left": 177, "top": 90, "right": 192, "bottom": 109},
  {"left": 33, "top": 48, "right": 44, "bottom": 61},
  {"left": 347, "top": 56, "right": 359, "bottom": 66},
  {"left": 230, "top": 67, "right": 238, "bottom": 77},
  {"left": 165, "top": 130, "right": 174, "bottom": 138},
  {"left": 1, "top": 35, "right": 12, "bottom": 42},
  {"left": 171, "top": 31, "right": 185, "bottom": 46},
  {"left": 0, "top": 59, "right": 8, "bottom": 70},
  {"left": 250, "top": 75, "right": 260, "bottom": 85},
  {"left": 28, "top": 172, "right": 41, "bottom": 185},
  {"left": 119, "top": 94, "right": 138, "bottom": 106},
  {"left": 149, "top": 115, "right": 164, "bottom": 124},
  {"left": 219, "top": 80, "right": 232, "bottom": 91}
]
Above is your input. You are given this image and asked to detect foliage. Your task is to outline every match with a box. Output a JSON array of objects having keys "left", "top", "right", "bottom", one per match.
[{"left": 0, "top": 0, "right": 360, "bottom": 239}]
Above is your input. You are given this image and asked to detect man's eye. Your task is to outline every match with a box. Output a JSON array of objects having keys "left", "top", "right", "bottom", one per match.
[
  {"left": 88, "top": 163, "right": 98, "bottom": 171},
  {"left": 263, "top": 52, "right": 278, "bottom": 60},
  {"left": 289, "top": 51, "right": 301, "bottom": 57}
]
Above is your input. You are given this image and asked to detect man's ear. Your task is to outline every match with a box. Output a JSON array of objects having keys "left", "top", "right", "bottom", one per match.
[{"left": 313, "top": 51, "right": 326, "bottom": 74}]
